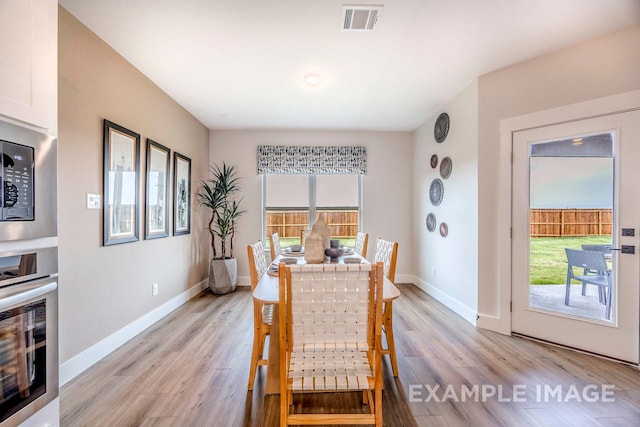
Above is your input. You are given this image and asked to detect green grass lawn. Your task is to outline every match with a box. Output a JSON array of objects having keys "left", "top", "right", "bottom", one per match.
[
  {"left": 274, "top": 237, "right": 357, "bottom": 249},
  {"left": 530, "top": 236, "right": 612, "bottom": 284}
]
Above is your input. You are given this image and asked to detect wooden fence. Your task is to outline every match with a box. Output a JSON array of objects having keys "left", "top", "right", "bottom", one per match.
[
  {"left": 266, "top": 209, "right": 359, "bottom": 239},
  {"left": 530, "top": 209, "right": 612, "bottom": 237}
]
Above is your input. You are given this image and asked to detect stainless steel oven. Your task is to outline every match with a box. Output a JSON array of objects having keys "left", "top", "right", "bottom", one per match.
[
  {"left": 0, "top": 248, "right": 57, "bottom": 426},
  {"left": 0, "top": 120, "right": 58, "bottom": 426}
]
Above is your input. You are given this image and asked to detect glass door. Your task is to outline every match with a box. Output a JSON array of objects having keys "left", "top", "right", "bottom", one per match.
[{"left": 511, "top": 111, "right": 640, "bottom": 363}]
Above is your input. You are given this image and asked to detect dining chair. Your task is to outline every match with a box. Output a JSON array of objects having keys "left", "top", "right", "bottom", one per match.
[
  {"left": 300, "top": 228, "right": 311, "bottom": 246},
  {"left": 247, "top": 241, "right": 274, "bottom": 390},
  {"left": 565, "top": 248, "right": 612, "bottom": 320},
  {"left": 374, "top": 237, "right": 399, "bottom": 376},
  {"left": 278, "top": 263, "right": 384, "bottom": 426},
  {"left": 270, "top": 233, "right": 282, "bottom": 261},
  {"left": 354, "top": 231, "right": 369, "bottom": 258}
]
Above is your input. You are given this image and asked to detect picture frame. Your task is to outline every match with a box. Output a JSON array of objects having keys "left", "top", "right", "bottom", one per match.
[
  {"left": 145, "top": 139, "right": 170, "bottom": 239},
  {"left": 173, "top": 152, "right": 191, "bottom": 235},
  {"left": 103, "top": 119, "right": 140, "bottom": 245}
]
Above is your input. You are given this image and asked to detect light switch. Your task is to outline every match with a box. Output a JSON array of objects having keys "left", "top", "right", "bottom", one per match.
[{"left": 87, "top": 194, "right": 101, "bottom": 209}]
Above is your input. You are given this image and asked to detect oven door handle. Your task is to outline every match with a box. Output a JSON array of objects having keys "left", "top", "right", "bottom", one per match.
[{"left": 0, "top": 279, "right": 57, "bottom": 311}]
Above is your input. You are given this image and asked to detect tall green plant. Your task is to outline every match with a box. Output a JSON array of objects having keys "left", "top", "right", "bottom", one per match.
[{"left": 197, "top": 163, "right": 246, "bottom": 259}]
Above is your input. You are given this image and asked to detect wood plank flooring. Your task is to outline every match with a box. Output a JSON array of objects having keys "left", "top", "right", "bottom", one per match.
[{"left": 60, "top": 284, "right": 640, "bottom": 426}]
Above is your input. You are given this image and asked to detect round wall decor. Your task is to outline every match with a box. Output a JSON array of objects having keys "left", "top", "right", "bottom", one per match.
[
  {"left": 429, "top": 178, "right": 444, "bottom": 206},
  {"left": 434, "top": 113, "right": 450, "bottom": 143},
  {"left": 426, "top": 213, "right": 436, "bottom": 232},
  {"left": 440, "top": 156, "right": 452, "bottom": 179},
  {"left": 430, "top": 154, "right": 438, "bottom": 169},
  {"left": 439, "top": 222, "right": 449, "bottom": 237}
]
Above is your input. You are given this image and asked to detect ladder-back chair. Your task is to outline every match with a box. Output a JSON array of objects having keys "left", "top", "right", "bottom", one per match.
[
  {"left": 247, "top": 241, "right": 274, "bottom": 390},
  {"left": 270, "top": 233, "right": 282, "bottom": 261},
  {"left": 355, "top": 232, "right": 369, "bottom": 258},
  {"left": 279, "top": 263, "right": 384, "bottom": 426},
  {"left": 374, "top": 237, "right": 399, "bottom": 376}
]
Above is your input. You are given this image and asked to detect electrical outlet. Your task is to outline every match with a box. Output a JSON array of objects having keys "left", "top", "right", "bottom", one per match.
[
  {"left": 432, "top": 266, "right": 436, "bottom": 277},
  {"left": 152, "top": 283, "right": 158, "bottom": 296}
]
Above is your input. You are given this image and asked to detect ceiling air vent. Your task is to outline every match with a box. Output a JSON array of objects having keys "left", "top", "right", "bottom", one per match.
[{"left": 341, "top": 5, "right": 383, "bottom": 31}]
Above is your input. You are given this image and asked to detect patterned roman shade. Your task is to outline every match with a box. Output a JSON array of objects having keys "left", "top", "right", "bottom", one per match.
[{"left": 257, "top": 145, "right": 367, "bottom": 174}]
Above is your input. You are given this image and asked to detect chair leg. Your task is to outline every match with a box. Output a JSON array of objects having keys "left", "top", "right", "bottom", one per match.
[
  {"left": 280, "top": 388, "right": 289, "bottom": 427},
  {"left": 383, "top": 301, "right": 398, "bottom": 377},
  {"left": 564, "top": 270, "right": 572, "bottom": 306},
  {"left": 605, "top": 284, "right": 613, "bottom": 320},
  {"left": 247, "top": 323, "right": 262, "bottom": 390}
]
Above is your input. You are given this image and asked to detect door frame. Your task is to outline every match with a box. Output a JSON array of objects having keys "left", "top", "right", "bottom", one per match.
[{"left": 494, "top": 90, "right": 640, "bottom": 337}]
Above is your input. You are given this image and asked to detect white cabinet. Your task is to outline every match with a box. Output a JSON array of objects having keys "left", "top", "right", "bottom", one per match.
[{"left": 0, "top": 0, "right": 57, "bottom": 134}]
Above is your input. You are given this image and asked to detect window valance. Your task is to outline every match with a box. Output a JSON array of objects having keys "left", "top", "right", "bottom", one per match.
[{"left": 257, "top": 145, "right": 367, "bottom": 175}]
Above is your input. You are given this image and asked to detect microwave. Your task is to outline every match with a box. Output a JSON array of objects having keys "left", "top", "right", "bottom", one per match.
[
  {"left": 0, "top": 121, "right": 56, "bottom": 241},
  {"left": 1, "top": 140, "right": 34, "bottom": 221}
]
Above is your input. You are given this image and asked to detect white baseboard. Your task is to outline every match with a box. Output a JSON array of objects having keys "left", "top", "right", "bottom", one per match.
[
  {"left": 395, "top": 273, "right": 413, "bottom": 284},
  {"left": 59, "top": 279, "right": 208, "bottom": 387},
  {"left": 412, "top": 275, "right": 477, "bottom": 326},
  {"left": 237, "top": 275, "right": 251, "bottom": 286}
]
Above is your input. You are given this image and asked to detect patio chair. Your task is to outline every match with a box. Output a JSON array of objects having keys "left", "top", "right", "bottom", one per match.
[
  {"left": 564, "top": 248, "right": 612, "bottom": 320},
  {"left": 278, "top": 262, "right": 384, "bottom": 426},
  {"left": 374, "top": 237, "right": 399, "bottom": 376},
  {"left": 354, "top": 232, "right": 369, "bottom": 258},
  {"left": 270, "top": 233, "right": 282, "bottom": 261},
  {"left": 247, "top": 241, "right": 273, "bottom": 390},
  {"left": 580, "top": 244, "right": 612, "bottom": 301}
]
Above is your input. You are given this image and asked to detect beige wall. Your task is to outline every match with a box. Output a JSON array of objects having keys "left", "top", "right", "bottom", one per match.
[
  {"left": 477, "top": 25, "right": 640, "bottom": 329},
  {"left": 209, "top": 130, "right": 414, "bottom": 283},
  {"left": 58, "top": 7, "right": 209, "bottom": 363},
  {"left": 413, "top": 81, "right": 478, "bottom": 323}
]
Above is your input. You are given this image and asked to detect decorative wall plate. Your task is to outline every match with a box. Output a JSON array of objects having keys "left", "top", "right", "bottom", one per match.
[
  {"left": 434, "top": 113, "right": 450, "bottom": 143},
  {"left": 430, "top": 154, "right": 438, "bottom": 169},
  {"left": 426, "top": 213, "right": 436, "bottom": 232},
  {"left": 440, "top": 156, "right": 452, "bottom": 179},
  {"left": 439, "top": 222, "right": 449, "bottom": 237},
  {"left": 429, "top": 178, "right": 444, "bottom": 206}
]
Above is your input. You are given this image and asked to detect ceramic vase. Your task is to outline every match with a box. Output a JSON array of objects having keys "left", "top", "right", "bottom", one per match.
[
  {"left": 304, "top": 225, "right": 326, "bottom": 264},
  {"left": 315, "top": 217, "right": 330, "bottom": 249}
]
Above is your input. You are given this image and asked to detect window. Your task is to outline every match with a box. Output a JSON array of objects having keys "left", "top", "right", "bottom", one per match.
[{"left": 263, "top": 174, "right": 361, "bottom": 247}]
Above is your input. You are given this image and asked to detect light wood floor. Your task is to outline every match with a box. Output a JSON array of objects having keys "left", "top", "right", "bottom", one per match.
[{"left": 60, "top": 284, "right": 640, "bottom": 426}]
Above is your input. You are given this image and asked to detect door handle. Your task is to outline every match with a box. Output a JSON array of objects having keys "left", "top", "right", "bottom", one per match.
[{"left": 611, "top": 245, "right": 635, "bottom": 254}]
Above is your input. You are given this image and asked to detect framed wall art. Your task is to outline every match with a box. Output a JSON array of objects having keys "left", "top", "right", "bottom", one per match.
[
  {"left": 103, "top": 119, "right": 140, "bottom": 246},
  {"left": 173, "top": 152, "right": 191, "bottom": 235},
  {"left": 145, "top": 139, "right": 170, "bottom": 239}
]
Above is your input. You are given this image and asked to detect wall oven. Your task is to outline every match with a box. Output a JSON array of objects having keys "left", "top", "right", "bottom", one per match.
[
  {"left": 0, "top": 248, "right": 57, "bottom": 426},
  {"left": 0, "top": 120, "right": 58, "bottom": 426}
]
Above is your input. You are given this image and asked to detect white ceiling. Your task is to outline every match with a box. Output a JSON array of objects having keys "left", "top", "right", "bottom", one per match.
[{"left": 59, "top": 0, "right": 640, "bottom": 131}]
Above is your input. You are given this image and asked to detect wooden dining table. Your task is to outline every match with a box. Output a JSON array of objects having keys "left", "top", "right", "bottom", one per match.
[{"left": 252, "top": 251, "right": 400, "bottom": 394}]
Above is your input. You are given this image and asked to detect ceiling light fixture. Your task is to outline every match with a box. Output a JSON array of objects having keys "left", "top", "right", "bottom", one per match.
[
  {"left": 304, "top": 74, "right": 321, "bottom": 86},
  {"left": 572, "top": 137, "right": 583, "bottom": 145}
]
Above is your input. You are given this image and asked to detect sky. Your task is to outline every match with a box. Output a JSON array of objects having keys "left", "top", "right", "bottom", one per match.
[{"left": 530, "top": 157, "right": 613, "bottom": 208}]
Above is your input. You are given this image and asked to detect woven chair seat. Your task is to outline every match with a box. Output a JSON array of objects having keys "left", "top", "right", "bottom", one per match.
[
  {"left": 289, "top": 348, "right": 373, "bottom": 391},
  {"left": 262, "top": 303, "right": 274, "bottom": 325}
]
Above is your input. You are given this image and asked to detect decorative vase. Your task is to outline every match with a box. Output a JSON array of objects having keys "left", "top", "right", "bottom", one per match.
[
  {"left": 315, "top": 217, "right": 330, "bottom": 249},
  {"left": 304, "top": 226, "right": 326, "bottom": 264},
  {"left": 209, "top": 258, "right": 238, "bottom": 294},
  {"left": 324, "top": 247, "right": 344, "bottom": 262}
]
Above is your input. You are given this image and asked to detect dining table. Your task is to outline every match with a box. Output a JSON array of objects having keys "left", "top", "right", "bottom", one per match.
[{"left": 252, "top": 249, "right": 400, "bottom": 395}]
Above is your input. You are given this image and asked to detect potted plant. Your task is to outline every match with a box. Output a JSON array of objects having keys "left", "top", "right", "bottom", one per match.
[{"left": 197, "top": 162, "right": 246, "bottom": 294}]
